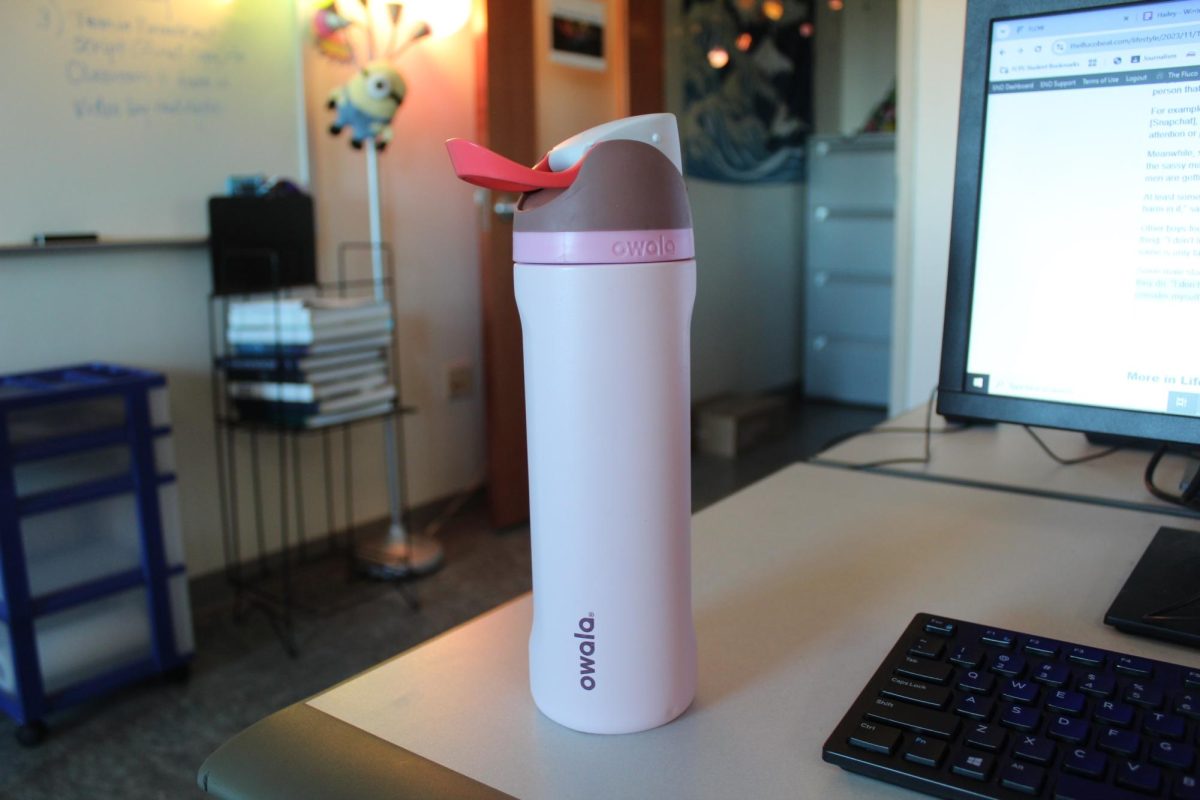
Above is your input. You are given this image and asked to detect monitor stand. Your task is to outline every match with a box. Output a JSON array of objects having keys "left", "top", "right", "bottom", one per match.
[{"left": 1105, "top": 527, "right": 1200, "bottom": 650}]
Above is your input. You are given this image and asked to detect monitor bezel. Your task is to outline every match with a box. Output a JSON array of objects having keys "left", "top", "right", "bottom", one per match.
[{"left": 937, "top": 0, "right": 1200, "bottom": 447}]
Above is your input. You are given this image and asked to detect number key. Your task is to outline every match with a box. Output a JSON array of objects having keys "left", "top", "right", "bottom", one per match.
[{"left": 909, "top": 636, "right": 944, "bottom": 660}]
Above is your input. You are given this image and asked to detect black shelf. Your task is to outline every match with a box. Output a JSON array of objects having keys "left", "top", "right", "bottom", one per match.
[{"left": 208, "top": 245, "right": 413, "bottom": 656}]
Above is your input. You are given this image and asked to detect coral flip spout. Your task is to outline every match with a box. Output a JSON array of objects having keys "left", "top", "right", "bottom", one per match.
[{"left": 446, "top": 139, "right": 581, "bottom": 193}]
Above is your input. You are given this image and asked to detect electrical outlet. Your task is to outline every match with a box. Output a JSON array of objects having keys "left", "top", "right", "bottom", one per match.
[{"left": 447, "top": 362, "right": 474, "bottom": 400}]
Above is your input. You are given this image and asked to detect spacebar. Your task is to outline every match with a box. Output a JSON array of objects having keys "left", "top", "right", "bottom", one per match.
[
  {"left": 864, "top": 696, "right": 960, "bottom": 739},
  {"left": 1053, "top": 775, "right": 1145, "bottom": 800}
]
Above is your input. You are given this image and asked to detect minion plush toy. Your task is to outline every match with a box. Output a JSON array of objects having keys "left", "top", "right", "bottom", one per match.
[{"left": 327, "top": 61, "right": 407, "bottom": 151}]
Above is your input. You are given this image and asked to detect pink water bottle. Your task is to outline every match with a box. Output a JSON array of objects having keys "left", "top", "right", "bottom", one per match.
[{"left": 448, "top": 114, "right": 697, "bottom": 734}]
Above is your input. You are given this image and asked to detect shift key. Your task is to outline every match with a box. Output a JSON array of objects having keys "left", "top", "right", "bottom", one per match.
[{"left": 866, "top": 696, "right": 961, "bottom": 739}]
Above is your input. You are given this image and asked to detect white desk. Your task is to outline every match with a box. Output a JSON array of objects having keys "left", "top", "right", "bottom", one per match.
[
  {"left": 816, "top": 404, "right": 1200, "bottom": 521},
  {"left": 199, "top": 461, "right": 1200, "bottom": 799}
]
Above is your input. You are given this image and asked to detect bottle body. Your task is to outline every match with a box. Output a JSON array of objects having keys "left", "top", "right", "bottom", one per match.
[{"left": 516, "top": 258, "right": 698, "bottom": 735}]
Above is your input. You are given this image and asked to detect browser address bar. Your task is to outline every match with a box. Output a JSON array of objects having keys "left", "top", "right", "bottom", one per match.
[{"left": 1052, "top": 23, "right": 1200, "bottom": 54}]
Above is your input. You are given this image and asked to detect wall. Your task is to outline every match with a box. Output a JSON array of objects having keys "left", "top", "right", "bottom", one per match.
[
  {"left": 815, "top": 0, "right": 898, "bottom": 136},
  {"left": 0, "top": 248, "right": 222, "bottom": 571},
  {"left": 890, "top": 0, "right": 965, "bottom": 413},
  {"left": 304, "top": 17, "right": 485, "bottom": 509},
  {"left": 534, "top": 0, "right": 629, "bottom": 155},
  {"left": 664, "top": 0, "right": 804, "bottom": 400},
  {"left": 0, "top": 6, "right": 484, "bottom": 579}
]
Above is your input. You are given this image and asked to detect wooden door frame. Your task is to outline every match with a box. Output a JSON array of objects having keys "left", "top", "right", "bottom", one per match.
[{"left": 476, "top": 0, "right": 664, "bottom": 529}]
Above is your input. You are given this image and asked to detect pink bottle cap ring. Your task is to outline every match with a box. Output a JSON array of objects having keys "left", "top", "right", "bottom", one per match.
[{"left": 513, "top": 228, "right": 694, "bottom": 265}]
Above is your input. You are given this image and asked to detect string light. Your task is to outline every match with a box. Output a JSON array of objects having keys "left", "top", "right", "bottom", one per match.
[
  {"left": 762, "top": 0, "right": 784, "bottom": 20},
  {"left": 735, "top": 32, "right": 753, "bottom": 51},
  {"left": 707, "top": 46, "right": 731, "bottom": 69}
]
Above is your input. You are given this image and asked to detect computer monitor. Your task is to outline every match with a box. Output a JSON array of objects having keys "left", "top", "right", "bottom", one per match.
[{"left": 936, "top": 0, "right": 1200, "bottom": 646}]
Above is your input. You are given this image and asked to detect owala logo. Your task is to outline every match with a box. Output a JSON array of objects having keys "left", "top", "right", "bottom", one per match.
[
  {"left": 612, "top": 235, "right": 676, "bottom": 259},
  {"left": 575, "top": 614, "right": 597, "bottom": 690}
]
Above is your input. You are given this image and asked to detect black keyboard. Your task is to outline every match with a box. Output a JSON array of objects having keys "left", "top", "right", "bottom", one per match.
[{"left": 822, "top": 613, "right": 1200, "bottom": 799}]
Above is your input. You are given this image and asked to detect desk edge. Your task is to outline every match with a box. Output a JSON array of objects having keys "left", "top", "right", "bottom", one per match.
[{"left": 197, "top": 703, "right": 515, "bottom": 800}]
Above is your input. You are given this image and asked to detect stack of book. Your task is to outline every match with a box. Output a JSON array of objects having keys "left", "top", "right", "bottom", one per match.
[{"left": 221, "top": 296, "right": 397, "bottom": 429}]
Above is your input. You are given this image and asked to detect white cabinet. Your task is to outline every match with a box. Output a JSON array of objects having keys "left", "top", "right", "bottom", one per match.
[{"left": 804, "top": 134, "right": 895, "bottom": 406}]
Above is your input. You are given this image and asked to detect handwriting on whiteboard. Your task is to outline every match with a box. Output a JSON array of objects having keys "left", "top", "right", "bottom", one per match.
[{"left": 35, "top": 0, "right": 247, "bottom": 122}]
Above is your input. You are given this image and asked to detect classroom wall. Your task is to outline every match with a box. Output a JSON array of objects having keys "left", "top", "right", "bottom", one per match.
[
  {"left": 662, "top": 0, "right": 898, "bottom": 401},
  {"left": 890, "top": 0, "right": 965, "bottom": 413},
  {"left": 303, "top": 17, "right": 485, "bottom": 509},
  {"left": 0, "top": 248, "right": 234, "bottom": 573},
  {"left": 814, "top": 0, "right": 898, "bottom": 136},
  {"left": 664, "top": 0, "right": 804, "bottom": 400},
  {"left": 533, "top": 0, "right": 629, "bottom": 156}
]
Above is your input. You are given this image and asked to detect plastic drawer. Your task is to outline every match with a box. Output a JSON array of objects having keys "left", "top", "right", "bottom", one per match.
[{"left": 0, "top": 573, "right": 194, "bottom": 696}]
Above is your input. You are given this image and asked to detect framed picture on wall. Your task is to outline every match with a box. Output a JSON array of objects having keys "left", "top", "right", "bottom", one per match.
[
  {"left": 681, "top": 0, "right": 814, "bottom": 183},
  {"left": 550, "top": 0, "right": 606, "bottom": 71}
]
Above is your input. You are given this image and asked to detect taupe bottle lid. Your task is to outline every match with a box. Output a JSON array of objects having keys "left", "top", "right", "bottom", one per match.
[{"left": 513, "top": 140, "right": 694, "bottom": 264}]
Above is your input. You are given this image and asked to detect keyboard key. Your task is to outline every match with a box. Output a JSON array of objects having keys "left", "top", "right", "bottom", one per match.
[
  {"left": 1012, "top": 733, "right": 1056, "bottom": 765},
  {"left": 895, "top": 655, "right": 954, "bottom": 686},
  {"left": 1049, "top": 715, "right": 1089, "bottom": 743},
  {"left": 991, "top": 652, "right": 1026, "bottom": 678},
  {"left": 865, "top": 696, "right": 960, "bottom": 739},
  {"left": 1175, "top": 774, "right": 1200, "bottom": 800},
  {"left": 954, "top": 693, "right": 994, "bottom": 721},
  {"left": 949, "top": 644, "right": 983, "bottom": 668},
  {"left": 965, "top": 722, "right": 1007, "bottom": 752},
  {"left": 1115, "top": 655, "right": 1153, "bottom": 677},
  {"left": 1097, "top": 726, "right": 1140, "bottom": 757},
  {"left": 1115, "top": 761, "right": 1161, "bottom": 794},
  {"left": 1077, "top": 671, "right": 1117, "bottom": 698},
  {"left": 1047, "top": 689, "right": 1087, "bottom": 716},
  {"left": 909, "top": 636, "right": 944, "bottom": 660},
  {"left": 824, "top": 615, "right": 1200, "bottom": 800},
  {"left": 1062, "top": 746, "right": 1107, "bottom": 778},
  {"left": 1175, "top": 692, "right": 1200, "bottom": 720},
  {"left": 902, "top": 734, "right": 946, "bottom": 767},
  {"left": 950, "top": 750, "right": 994, "bottom": 781},
  {"left": 1125, "top": 682, "right": 1164, "bottom": 710},
  {"left": 848, "top": 720, "right": 901, "bottom": 755},
  {"left": 1150, "top": 739, "right": 1194, "bottom": 770},
  {"left": 1023, "top": 636, "right": 1060, "bottom": 657},
  {"left": 981, "top": 628, "right": 1015, "bottom": 649},
  {"left": 1067, "top": 645, "right": 1106, "bottom": 667},
  {"left": 1056, "top": 773, "right": 1142, "bottom": 800},
  {"left": 958, "top": 670, "right": 995, "bottom": 694},
  {"left": 1032, "top": 661, "right": 1070, "bottom": 687},
  {"left": 1144, "top": 711, "right": 1185, "bottom": 739},
  {"left": 999, "top": 760, "right": 1045, "bottom": 795},
  {"left": 1095, "top": 700, "right": 1135, "bottom": 728},
  {"left": 1000, "top": 703, "right": 1041, "bottom": 732},
  {"left": 881, "top": 675, "right": 951, "bottom": 710},
  {"left": 1002, "top": 678, "right": 1039, "bottom": 705}
]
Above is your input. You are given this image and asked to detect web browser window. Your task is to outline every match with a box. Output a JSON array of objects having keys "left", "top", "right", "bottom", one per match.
[{"left": 965, "top": 0, "right": 1200, "bottom": 418}]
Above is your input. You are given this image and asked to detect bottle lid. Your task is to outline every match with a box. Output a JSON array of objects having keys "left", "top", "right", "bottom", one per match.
[{"left": 447, "top": 114, "right": 694, "bottom": 265}]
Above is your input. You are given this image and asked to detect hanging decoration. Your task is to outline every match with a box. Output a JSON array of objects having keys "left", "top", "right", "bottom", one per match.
[{"left": 310, "top": 0, "right": 436, "bottom": 151}]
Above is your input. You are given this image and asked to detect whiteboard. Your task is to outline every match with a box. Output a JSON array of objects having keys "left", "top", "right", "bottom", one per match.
[{"left": 0, "top": 0, "right": 307, "bottom": 243}]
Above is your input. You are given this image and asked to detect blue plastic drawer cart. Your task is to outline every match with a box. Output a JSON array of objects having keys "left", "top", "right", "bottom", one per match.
[{"left": 0, "top": 364, "right": 194, "bottom": 745}]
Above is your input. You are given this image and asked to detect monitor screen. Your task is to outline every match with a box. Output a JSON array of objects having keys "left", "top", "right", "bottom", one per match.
[{"left": 938, "top": 0, "right": 1200, "bottom": 447}]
